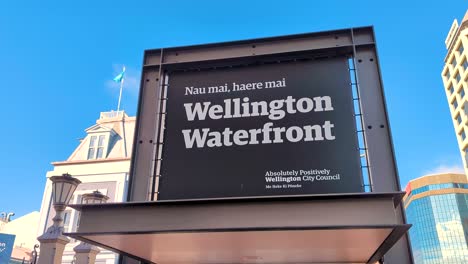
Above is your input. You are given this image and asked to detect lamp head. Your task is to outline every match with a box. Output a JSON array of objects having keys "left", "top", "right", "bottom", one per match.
[
  {"left": 50, "top": 173, "right": 81, "bottom": 210},
  {"left": 82, "top": 190, "right": 109, "bottom": 204}
]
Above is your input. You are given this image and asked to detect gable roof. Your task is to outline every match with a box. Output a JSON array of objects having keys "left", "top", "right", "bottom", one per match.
[
  {"left": 59, "top": 111, "right": 136, "bottom": 162},
  {"left": 85, "top": 124, "right": 115, "bottom": 134}
]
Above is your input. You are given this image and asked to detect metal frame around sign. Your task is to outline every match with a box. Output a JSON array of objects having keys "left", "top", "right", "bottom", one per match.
[{"left": 126, "top": 26, "right": 413, "bottom": 263}]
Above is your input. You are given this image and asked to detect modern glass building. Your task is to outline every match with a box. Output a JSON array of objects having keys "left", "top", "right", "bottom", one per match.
[{"left": 404, "top": 173, "right": 468, "bottom": 263}]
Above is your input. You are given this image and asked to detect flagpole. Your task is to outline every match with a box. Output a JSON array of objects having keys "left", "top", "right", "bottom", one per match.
[
  {"left": 117, "top": 77, "right": 124, "bottom": 112},
  {"left": 116, "top": 66, "right": 125, "bottom": 112}
]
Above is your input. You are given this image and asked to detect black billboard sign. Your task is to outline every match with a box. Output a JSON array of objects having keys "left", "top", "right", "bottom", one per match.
[{"left": 158, "top": 57, "right": 362, "bottom": 200}]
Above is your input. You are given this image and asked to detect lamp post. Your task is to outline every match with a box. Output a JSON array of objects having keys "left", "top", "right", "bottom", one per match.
[
  {"left": 37, "top": 173, "right": 81, "bottom": 264},
  {"left": 81, "top": 190, "right": 109, "bottom": 204},
  {"left": 73, "top": 190, "right": 109, "bottom": 264}
]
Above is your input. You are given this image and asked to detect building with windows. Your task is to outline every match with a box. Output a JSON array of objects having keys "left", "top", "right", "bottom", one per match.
[
  {"left": 36, "top": 111, "right": 135, "bottom": 264},
  {"left": 403, "top": 173, "right": 468, "bottom": 263},
  {"left": 442, "top": 10, "right": 468, "bottom": 175}
]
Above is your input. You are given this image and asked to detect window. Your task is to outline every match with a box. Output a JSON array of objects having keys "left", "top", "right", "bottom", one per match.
[
  {"left": 461, "top": 88, "right": 465, "bottom": 98},
  {"left": 72, "top": 210, "right": 81, "bottom": 234},
  {"left": 465, "top": 148, "right": 468, "bottom": 167},
  {"left": 449, "top": 84, "right": 454, "bottom": 94},
  {"left": 452, "top": 98, "right": 458, "bottom": 109},
  {"left": 87, "top": 135, "right": 106, "bottom": 159},
  {"left": 461, "top": 130, "right": 466, "bottom": 141},
  {"left": 87, "top": 136, "right": 97, "bottom": 160},
  {"left": 445, "top": 70, "right": 451, "bottom": 80},
  {"left": 96, "top": 135, "right": 105, "bottom": 158},
  {"left": 463, "top": 58, "right": 468, "bottom": 71},
  {"left": 456, "top": 114, "right": 462, "bottom": 124},
  {"left": 63, "top": 209, "right": 72, "bottom": 232},
  {"left": 455, "top": 72, "right": 461, "bottom": 83},
  {"left": 458, "top": 44, "right": 464, "bottom": 55},
  {"left": 451, "top": 58, "right": 457, "bottom": 68}
]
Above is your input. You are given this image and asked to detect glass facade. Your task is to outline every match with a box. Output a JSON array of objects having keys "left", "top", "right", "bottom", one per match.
[
  {"left": 410, "top": 183, "right": 468, "bottom": 196},
  {"left": 405, "top": 180, "right": 468, "bottom": 263}
]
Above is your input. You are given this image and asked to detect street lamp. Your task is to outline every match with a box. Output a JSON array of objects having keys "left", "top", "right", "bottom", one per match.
[
  {"left": 50, "top": 173, "right": 82, "bottom": 226},
  {"left": 37, "top": 173, "right": 81, "bottom": 264},
  {"left": 81, "top": 190, "right": 109, "bottom": 204},
  {"left": 73, "top": 190, "right": 109, "bottom": 264}
]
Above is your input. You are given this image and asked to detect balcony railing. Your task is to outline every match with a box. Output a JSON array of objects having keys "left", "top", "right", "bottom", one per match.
[{"left": 100, "top": 111, "right": 124, "bottom": 119}]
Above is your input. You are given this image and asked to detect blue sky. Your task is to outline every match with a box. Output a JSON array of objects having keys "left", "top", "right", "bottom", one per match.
[{"left": 1, "top": 0, "right": 467, "bottom": 218}]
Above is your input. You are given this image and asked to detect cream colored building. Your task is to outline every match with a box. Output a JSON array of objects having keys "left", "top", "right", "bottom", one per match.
[
  {"left": 0, "top": 211, "right": 40, "bottom": 262},
  {"left": 442, "top": 10, "right": 468, "bottom": 175},
  {"left": 37, "top": 111, "right": 135, "bottom": 264}
]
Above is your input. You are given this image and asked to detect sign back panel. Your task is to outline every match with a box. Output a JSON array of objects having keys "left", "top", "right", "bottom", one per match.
[{"left": 158, "top": 57, "right": 362, "bottom": 200}]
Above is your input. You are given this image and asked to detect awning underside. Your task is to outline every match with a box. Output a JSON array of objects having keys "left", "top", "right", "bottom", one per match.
[
  {"left": 66, "top": 193, "right": 410, "bottom": 264},
  {"left": 70, "top": 225, "right": 409, "bottom": 264}
]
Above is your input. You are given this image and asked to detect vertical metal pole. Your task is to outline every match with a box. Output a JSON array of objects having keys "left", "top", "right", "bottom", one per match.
[
  {"left": 352, "top": 28, "right": 414, "bottom": 264},
  {"left": 153, "top": 72, "right": 169, "bottom": 201},
  {"left": 122, "top": 52, "right": 162, "bottom": 264},
  {"left": 117, "top": 78, "right": 124, "bottom": 112},
  {"left": 33, "top": 244, "right": 39, "bottom": 264},
  {"left": 150, "top": 49, "right": 166, "bottom": 201},
  {"left": 127, "top": 51, "right": 163, "bottom": 202},
  {"left": 350, "top": 29, "right": 374, "bottom": 192},
  {"left": 117, "top": 66, "right": 126, "bottom": 112},
  {"left": 348, "top": 54, "right": 373, "bottom": 192}
]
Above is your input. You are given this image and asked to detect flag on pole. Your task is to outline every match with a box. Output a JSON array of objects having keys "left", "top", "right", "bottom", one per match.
[
  {"left": 113, "top": 67, "right": 125, "bottom": 83},
  {"left": 114, "top": 66, "right": 126, "bottom": 112}
]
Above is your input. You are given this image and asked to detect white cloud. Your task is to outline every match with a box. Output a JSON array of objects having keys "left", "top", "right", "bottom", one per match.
[{"left": 423, "top": 164, "right": 465, "bottom": 175}]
